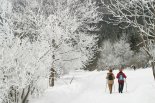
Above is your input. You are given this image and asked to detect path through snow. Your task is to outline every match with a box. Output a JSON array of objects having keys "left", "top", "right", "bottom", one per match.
[{"left": 30, "top": 68, "right": 155, "bottom": 103}]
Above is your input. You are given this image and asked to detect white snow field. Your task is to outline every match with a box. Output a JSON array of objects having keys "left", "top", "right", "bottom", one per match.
[{"left": 30, "top": 68, "right": 155, "bottom": 103}]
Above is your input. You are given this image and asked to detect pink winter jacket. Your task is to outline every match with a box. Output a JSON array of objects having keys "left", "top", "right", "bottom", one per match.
[{"left": 116, "top": 71, "right": 127, "bottom": 84}]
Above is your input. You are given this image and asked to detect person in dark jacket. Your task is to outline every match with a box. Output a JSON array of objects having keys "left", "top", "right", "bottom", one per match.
[
  {"left": 106, "top": 69, "right": 115, "bottom": 94},
  {"left": 116, "top": 68, "right": 127, "bottom": 93}
]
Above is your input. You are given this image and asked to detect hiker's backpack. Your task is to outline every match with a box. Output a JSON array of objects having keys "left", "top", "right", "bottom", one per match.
[
  {"left": 108, "top": 74, "right": 113, "bottom": 80},
  {"left": 119, "top": 74, "right": 124, "bottom": 80}
]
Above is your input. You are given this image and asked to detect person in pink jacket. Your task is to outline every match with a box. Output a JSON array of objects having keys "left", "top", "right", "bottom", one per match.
[{"left": 116, "top": 68, "right": 127, "bottom": 93}]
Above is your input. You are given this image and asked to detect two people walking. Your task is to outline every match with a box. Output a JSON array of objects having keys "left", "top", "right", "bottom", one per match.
[{"left": 106, "top": 68, "right": 127, "bottom": 94}]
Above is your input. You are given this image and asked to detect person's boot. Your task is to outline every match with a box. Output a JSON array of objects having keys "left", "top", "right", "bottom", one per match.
[{"left": 110, "top": 89, "right": 112, "bottom": 94}]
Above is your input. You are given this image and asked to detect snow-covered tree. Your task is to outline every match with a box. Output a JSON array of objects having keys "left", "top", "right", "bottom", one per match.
[
  {"left": 11, "top": 0, "right": 101, "bottom": 74},
  {"left": 0, "top": 0, "right": 102, "bottom": 102},
  {"left": 101, "top": 0, "right": 155, "bottom": 79},
  {"left": 44, "top": 0, "right": 100, "bottom": 60},
  {"left": 0, "top": 1, "right": 50, "bottom": 102},
  {"left": 41, "top": 0, "right": 101, "bottom": 85}
]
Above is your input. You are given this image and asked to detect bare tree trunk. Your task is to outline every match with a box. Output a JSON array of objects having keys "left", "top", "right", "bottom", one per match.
[
  {"left": 153, "top": 2, "right": 155, "bottom": 80},
  {"left": 70, "top": 76, "right": 74, "bottom": 84},
  {"left": 151, "top": 61, "right": 155, "bottom": 80},
  {"left": 22, "top": 85, "right": 31, "bottom": 103},
  {"left": 140, "top": 31, "right": 155, "bottom": 80},
  {"left": 51, "top": 75, "right": 54, "bottom": 87},
  {"left": 49, "top": 68, "right": 55, "bottom": 87}
]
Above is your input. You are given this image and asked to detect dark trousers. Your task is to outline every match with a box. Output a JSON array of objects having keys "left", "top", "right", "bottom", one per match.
[{"left": 118, "top": 83, "right": 124, "bottom": 93}]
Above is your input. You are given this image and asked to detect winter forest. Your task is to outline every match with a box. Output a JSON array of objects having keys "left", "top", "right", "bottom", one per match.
[{"left": 0, "top": 0, "right": 155, "bottom": 103}]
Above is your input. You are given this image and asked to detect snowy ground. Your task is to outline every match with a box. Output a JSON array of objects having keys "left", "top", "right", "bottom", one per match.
[{"left": 30, "top": 68, "right": 155, "bottom": 103}]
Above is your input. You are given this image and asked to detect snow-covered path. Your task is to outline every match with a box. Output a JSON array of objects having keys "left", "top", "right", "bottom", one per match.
[{"left": 30, "top": 68, "right": 155, "bottom": 103}]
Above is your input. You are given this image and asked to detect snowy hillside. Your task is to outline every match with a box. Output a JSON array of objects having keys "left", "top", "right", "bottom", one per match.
[{"left": 30, "top": 68, "right": 155, "bottom": 103}]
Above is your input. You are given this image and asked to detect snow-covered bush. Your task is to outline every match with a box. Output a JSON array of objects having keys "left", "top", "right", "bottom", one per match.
[
  {"left": 98, "top": 37, "right": 133, "bottom": 70},
  {"left": 130, "top": 48, "right": 149, "bottom": 68},
  {"left": 114, "top": 37, "right": 133, "bottom": 65}
]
